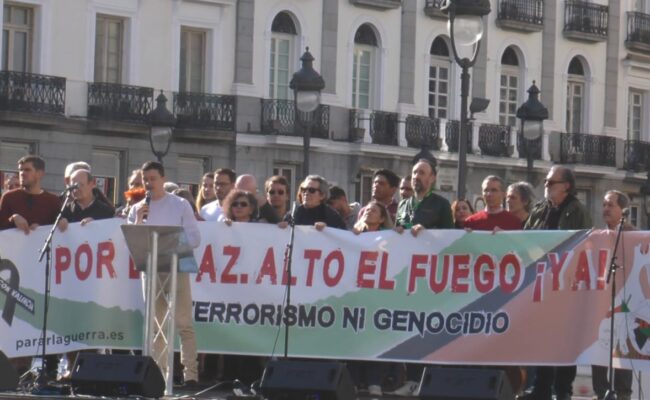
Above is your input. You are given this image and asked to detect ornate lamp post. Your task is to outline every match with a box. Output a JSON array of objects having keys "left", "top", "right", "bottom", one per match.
[
  {"left": 290, "top": 47, "right": 325, "bottom": 179},
  {"left": 149, "top": 91, "right": 176, "bottom": 164},
  {"left": 442, "top": 0, "right": 491, "bottom": 200},
  {"left": 516, "top": 82, "right": 548, "bottom": 183}
]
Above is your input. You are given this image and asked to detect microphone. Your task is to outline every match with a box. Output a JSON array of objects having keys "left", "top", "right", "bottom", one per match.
[
  {"left": 622, "top": 208, "right": 630, "bottom": 218},
  {"left": 288, "top": 201, "right": 297, "bottom": 226},
  {"left": 64, "top": 183, "right": 79, "bottom": 191},
  {"left": 142, "top": 191, "right": 152, "bottom": 223}
]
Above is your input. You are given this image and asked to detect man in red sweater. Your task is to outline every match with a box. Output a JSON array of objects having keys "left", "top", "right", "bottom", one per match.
[
  {"left": 463, "top": 175, "right": 522, "bottom": 231},
  {"left": 0, "top": 155, "right": 61, "bottom": 233}
]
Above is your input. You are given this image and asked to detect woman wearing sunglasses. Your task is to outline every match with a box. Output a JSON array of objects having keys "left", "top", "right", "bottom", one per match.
[
  {"left": 284, "top": 175, "right": 345, "bottom": 230},
  {"left": 222, "top": 190, "right": 259, "bottom": 224}
]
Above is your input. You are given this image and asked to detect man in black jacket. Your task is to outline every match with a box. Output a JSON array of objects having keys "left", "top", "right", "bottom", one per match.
[
  {"left": 519, "top": 165, "right": 591, "bottom": 400},
  {"left": 57, "top": 169, "right": 115, "bottom": 232}
]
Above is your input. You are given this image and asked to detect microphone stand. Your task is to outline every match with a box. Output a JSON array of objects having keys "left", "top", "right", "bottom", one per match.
[
  {"left": 31, "top": 189, "right": 72, "bottom": 391},
  {"left": 604, "top": 216, "right": 626, "bottom": 400},
  {"left": 282, "top": 203, "right": 297, "bottom": 359}
]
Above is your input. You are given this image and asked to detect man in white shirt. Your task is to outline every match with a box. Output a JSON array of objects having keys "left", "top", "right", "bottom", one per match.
[
  {"left": 127, "top": 161, "right": 201, "bottom": 387},
  {"left": 199, "top": 168, "right": 235, "bottom": 221}
]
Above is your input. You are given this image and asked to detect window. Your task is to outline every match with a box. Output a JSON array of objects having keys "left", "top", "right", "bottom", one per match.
[
  {"left": 92, "top": 149, "right": 122, "bottom": 205},
  {"left": 566, "top": 57, "right": 585, "bottom": 133},
  {"left": 178, "top": 157, "right": 206, "bottom": 198},
  {"left": 180, "top": 28, "right": 206, "bottom": 93},
  {"left": 354, "top": 172, "right": 373, "bottom": 205},
  {"left": 0, "top": 141, "right": 32, "bottom": 170},
  {"left": 428, "top": 37, "right": 450, "bottom": 119},
  {"left": 352, "top": 24, "right": 377, "bottom": 109},
  {"left": 94, "top": 15, "right": 124, "bottom": 83},
  {"left": 2, "top": 3, "right": 33, "bottom": 72},
  {"left": 273, "top": 164, "right": 296, "bottom": 204},
  {"left": 628, "top": 90, "right": 643, "bottom": 141},
  {"left": 499, "top": 47, "right": 520, "bottom": 127},
  {"left": 269, "top": 12, "right": 296, "bottom": 100}
]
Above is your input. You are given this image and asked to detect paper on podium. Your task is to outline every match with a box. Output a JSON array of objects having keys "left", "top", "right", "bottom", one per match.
[{"left": 120, "top": 225, "right": 197, "bottom": 272}]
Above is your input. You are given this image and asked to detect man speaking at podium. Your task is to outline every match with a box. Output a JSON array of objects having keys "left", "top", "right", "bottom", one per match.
[{"left": 127, "top": 160, "right": 201, "bottom": 388}]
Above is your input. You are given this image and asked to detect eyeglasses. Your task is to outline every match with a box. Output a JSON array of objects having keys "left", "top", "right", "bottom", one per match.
[
  {"left": 300, "top": 187, "right": 320, "bottom": 194},
  {"left": 268, "top": 190, "right": 285, "bottom": 196},
  {"left": 544, "top": 179, "right": 566, "bottom": 186},
  {"left": 400, "top": 187, "right": 413, "bottom": 191},
  {"left": 232, "top": 201, "right": 250, "bottom": 208}
]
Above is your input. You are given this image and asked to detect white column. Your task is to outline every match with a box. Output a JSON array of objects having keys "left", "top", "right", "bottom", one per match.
[
  {"left": 471, "top": 122, "right": 480, "bottom": 155},
  {"left": 510, "top": 128, "right": 519, "bottom": 158},
  {"left": 398, "top": 113, "right": 407, "bottom": 147},
  {"left": 440, "top": 119, "right": 449, "bottom": 152},
  {"left": 542, "top": 131, "right": 551, "bottom": 161}
]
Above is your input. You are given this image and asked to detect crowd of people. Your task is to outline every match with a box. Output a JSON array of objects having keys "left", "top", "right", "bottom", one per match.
[{"left": 0, "top": 154, "right": 635, "bottom": 399}]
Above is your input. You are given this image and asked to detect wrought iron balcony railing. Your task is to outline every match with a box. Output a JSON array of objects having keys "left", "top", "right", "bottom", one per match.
[
  {"left": 445, "top": 120, "right": 472, "bottom": 153},
  {"left": 260, "top": 99, "right": 329, "bottom": 139},
  {"left": 624, "top": 139, "right": 650, "bottom": 171},
  {"left": 0, "top": 71, "right": 65, "bottom": 115},
  {"left": 173, "top": 92, "right": 235, "bottom": 131},
  {"left": 560, "top": 132, "right": 616, "bottom": 167},
  {"left": 496, "top": 0, "right": 544, "bottom": 32},
  {"left": 369, "top": 111, "right": 398, "bottom": 146},
  {"left": 405, "top": 115, "right": 441, "bottom": 150},
  {"left": 563, "top": 0, "right": 608, "bottom": 41},
  {"left": 424, "top": 0, "right": 446, "bottom": 18},
  {"left": 478, "top": 124, "right": 511, "bottom": 157},
  {"left": 517, "top": 132, "right": 542, "bottom": 160},
  {"left": 87, "top": 83, "right": 153, "bottom": 123},
  {"left": 626, "top": 12, "right": 650, "bottom": 52}
]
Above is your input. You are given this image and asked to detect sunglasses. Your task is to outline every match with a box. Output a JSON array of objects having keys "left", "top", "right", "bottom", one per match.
[
  {"left": 268, "top": 190, "right": 285, "bottom": 196},
  {"left": 300, "top": 187, "right": 320, "bottom": 194},
  {"left": 544, "top": 179, "right": 565, "bottom": 186},
  {"left": 232, "top": 201, "right": 250, "bottom": 208}
]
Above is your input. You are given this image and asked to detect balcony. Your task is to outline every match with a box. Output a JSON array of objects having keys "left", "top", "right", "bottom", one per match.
[
  {"left": 624, "top": 139, "right": 650, "bottom": 171},
  {"left": 349, "top": 0, "right": 401, "bottom": 10},
  {"left": 0, "top": 71, "right": 65, "bottom": 115},
  {"left": 424, "top": 0, "right": 446, "bottom": 19},
  {"left": 563, "top": 0, "right": 608, "bottom": 42},
  {"left": 260, "top": 99, "right": 329, "bottom": 139},
  {"left": 445, "top": 120, "right": 472, "bottom": 153},
  {"left": 87, "top": 83, "right": 153, "bottom": 123},
  {"left": 173, "top": 92, "right": 235, "bottom": 131},
  {"left": 405, "top": 115, "right": 441, "bottom": 150},
  {"left": 478, "top": 124, "right": 511, "bottom": 157},
  {"left": 348, "top": 110, "right": 398, "bottom": 145},
  {"left": 560, "top": 132, "right": 615, "bottom": 167},
  {"left": 496, "top": 0, "right": 544, "bottom": 32},
  {"left": 517, "top": 132, "right": 542, "bottom": 160},
  {"left": 626, "top": 12, "right": 650, "bottom": 53}
]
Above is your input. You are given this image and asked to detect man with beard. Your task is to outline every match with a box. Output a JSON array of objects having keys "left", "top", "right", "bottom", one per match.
[
  {"left": 519, "top": 165, "right": 591, "bottom": 400},
  {"left": 395, "top": 159, "right": 453, "bottom": 236},
  {"left": 591, "top": 190, "right": 633, "bottom": 400},
  {"left": 0, "top": 155, "right": 61, "bottom": 233}
]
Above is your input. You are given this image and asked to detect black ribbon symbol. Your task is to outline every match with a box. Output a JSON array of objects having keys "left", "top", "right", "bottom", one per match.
[{"left": 0, "top": 258, "right": 21, "bottom": 326}]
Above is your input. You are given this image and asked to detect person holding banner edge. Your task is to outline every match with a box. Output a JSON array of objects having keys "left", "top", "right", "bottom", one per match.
[
  {"left": 591, "top": 190, "right": 634, "bottom": 400},
  {"left": 519, "top": 165, "right": 592, "bottom": 400},
  {"left": 127, "top": 160, "right": 201, "bottom": 389}
]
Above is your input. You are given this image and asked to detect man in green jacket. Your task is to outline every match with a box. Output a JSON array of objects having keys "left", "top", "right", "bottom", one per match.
[
  {"left": 519, "top": 165, "right": 591, "bottom": 400},
  {"left": 396, "top": 158, "right": 454, "bottom": 236}
]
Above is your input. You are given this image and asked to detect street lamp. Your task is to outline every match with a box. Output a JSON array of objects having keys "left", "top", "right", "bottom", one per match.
[
  {"left": 442, "top": 0, "right": 491, "bottom": 200},
  {"left": 641, "top": 171, "right": 650, "bottom": 229},
  {"left": 290, "top": 47, "right": 325, "bottom": 179},
  {"left": 149, "top": 90, "right": 176, "bottom": 164},
  {"left": 516, "top": 82, "right": 548, "bottom": 184}
]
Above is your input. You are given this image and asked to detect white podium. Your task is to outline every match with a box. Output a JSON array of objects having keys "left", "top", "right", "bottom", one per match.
[{"left": 121, "top": 225, "right": 190, "bottom": 395}]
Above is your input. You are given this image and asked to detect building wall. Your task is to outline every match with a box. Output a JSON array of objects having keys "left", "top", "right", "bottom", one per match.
[{"left": 0, "top": 0, "right": 648, "bottom": 227}]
